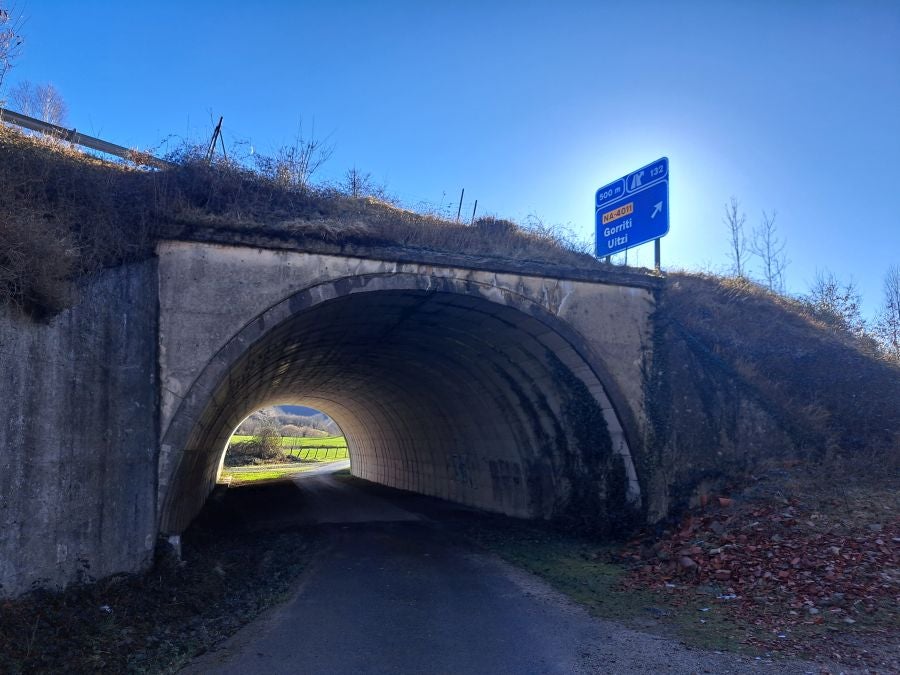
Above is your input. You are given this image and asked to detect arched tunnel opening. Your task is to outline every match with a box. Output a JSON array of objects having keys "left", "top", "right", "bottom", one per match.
[
  {"left": 221, "top": 405, "right": 347, "bottom": 471},
  {"left": 160, "top": 284, "right": 642, "bottom": 535}
]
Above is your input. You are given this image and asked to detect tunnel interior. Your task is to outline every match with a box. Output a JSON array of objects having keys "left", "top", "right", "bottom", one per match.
[{"left": 162, "top": 288, "right": 641, "bottom": 533}]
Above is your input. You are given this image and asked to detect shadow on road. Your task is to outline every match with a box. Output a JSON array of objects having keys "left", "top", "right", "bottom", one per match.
[{"left": 197, "top": 463, "right": 480, "bottom": 535}]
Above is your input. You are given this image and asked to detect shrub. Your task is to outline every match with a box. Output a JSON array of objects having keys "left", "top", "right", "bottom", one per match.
[
  {"left": 0, "top": 211, "right": 77, "bottom": 315},
  {"left": 224, "top": 420, "right": 284, "bottom": 466}
]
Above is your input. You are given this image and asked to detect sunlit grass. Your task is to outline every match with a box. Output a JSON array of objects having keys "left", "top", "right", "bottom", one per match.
[
  {"left": 221, "top": 460, "right": 347, "bottom": 485},
  {"left": 224, "top": 469, "right": 299, "bottom": 484},
  {"left": 227, "top": 435, "right": 349, "bottom": 462}
]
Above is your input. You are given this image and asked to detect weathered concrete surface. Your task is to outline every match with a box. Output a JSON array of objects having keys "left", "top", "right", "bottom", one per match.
[
  {"left": 0, "top": 261, "right": 158, "bottom": 597},
  {"left": 156, "top": 241, "right": 655, "bottom": 533},
  {"left": 638, "top": 302, "right": 799, "bottom": 523}
]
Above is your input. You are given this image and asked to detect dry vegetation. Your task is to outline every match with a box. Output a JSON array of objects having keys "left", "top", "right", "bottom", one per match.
[
  {"left": 660, "top": 273, "right": 900, "bottom": 465},
  {"left": 0, "top": 490, "right": 322, "bottom": 674},
  {"left": 626, "top": 276, "right": 898, "bottom": 669},
  {"left": 0, "top": 125, "right": 601, "bottom": 317},
  {"left": 222, "top": 426, "right": 285, "bottom": 467}
]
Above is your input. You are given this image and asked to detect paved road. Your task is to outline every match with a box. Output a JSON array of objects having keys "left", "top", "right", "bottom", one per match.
[
  {"left": 221, "top": 459, "right": 351, "bottom": 474},
  {"left": 186, "top": 469, "right": 817, "bottom": 675}
]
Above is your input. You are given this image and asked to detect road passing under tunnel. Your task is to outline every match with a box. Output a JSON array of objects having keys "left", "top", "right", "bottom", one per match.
[{"left": 184, "top": 468, "right": 813, "bottom": 675}]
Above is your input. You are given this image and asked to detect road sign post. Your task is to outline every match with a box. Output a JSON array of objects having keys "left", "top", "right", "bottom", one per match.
[{"left": 595, "top": 157, "right": 669, "bottom": 261}]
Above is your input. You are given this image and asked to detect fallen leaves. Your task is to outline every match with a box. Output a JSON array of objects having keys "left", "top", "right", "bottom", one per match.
[{"left": 620, "top": 490, "right": 900, "bottom": 669}]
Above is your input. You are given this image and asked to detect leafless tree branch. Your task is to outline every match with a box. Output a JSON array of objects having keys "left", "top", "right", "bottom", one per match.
[
  {"left": 10, "top": 80, "right": 67, "bottom": 125},
  {"left": 805, "top": 269, "right": 867, "bottom": 337},
  {"left": 874, "top": 265, "right": 900, "bottom": 361},
  {"left": 0, "top": 3, "right": 25, "bottom": 96},
  {"left": 723, "top": 196, "right": 749, "bottom": 277},
  {"left": 254, "top": 120, "right": 335, "bottom": 191},
  {"left": 750, "top": 209, "right": 789, "bottom": 292}
]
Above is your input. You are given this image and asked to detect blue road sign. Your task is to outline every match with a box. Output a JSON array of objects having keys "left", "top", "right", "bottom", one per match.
[{"left": 595, "top": 157, "right": 669, "bottom": 257}]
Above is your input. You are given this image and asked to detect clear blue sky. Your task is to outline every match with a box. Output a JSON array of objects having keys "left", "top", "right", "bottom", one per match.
[{"left": 9, "top": 1, "right": 900, "bottom": 315}]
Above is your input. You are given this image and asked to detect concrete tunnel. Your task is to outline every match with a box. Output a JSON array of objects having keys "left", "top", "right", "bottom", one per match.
[{"left": 159, "top": 279, "right": 643, "bottom": 534}]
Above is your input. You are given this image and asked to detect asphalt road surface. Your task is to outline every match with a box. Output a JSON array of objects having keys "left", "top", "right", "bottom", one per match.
[{"left": 186, "top": 468, "right": 817, "bottom": 675}]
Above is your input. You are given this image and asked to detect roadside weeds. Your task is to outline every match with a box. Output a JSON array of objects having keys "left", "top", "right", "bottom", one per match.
[{"left": 0, "top": 511, "right": 321, "bottom": 673}]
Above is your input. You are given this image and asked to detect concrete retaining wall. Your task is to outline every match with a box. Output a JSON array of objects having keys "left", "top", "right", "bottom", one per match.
[{"left": 0, "top": 261, "right": 159, "bottom": 598}]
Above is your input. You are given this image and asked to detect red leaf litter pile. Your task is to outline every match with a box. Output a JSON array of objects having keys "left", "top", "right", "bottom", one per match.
[{"left": 621, "top": 491, "right": 899, "bottom": 669}]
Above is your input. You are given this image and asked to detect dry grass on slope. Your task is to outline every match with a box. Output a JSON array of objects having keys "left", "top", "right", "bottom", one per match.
[
  {"left": 0, "top": 126, "right": 600, "bottom": 317},
  {"left": 1, "top": 128, "right": 163, "bottom": 315},
  {"left": 660, "top": 273, "right": 900, "bottom": 466}
]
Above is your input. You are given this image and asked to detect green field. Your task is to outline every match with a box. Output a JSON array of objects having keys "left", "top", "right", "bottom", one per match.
[
  {"left": 228, "top": 435, "right": 349, "bottom": 461},
  {"left": 221, "top": 463, "right": 340, "bottom": 485}
]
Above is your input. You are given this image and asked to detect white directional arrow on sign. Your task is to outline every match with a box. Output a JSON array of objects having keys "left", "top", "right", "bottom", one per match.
[{"left": 651, "top": 201, "right": 663, "bottom": 219}]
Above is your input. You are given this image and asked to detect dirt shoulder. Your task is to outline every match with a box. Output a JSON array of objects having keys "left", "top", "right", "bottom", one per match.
[{"left": 456, "top": 464, "right": 899, "bottom": 673}]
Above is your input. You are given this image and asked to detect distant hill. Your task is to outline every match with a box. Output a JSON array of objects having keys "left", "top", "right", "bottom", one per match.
[
  {"left": 275, "top": 405, "right": 341, "bottom": 435},
  {"left": 278, "top": 405, "right": 325, "bottom": 417},
  {"left": 236, "top": 406, "right": 341, "bottom": 436}
]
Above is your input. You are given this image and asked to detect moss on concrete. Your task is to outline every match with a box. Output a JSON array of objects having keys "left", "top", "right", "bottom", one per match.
[{"left": 546, "top": 351, "right": 640, "bottom": 537}]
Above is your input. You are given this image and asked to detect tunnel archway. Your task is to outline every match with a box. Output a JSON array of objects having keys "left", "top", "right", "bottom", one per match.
[
  {"left": 159, "top": 273, "right": 642, "bottom": 533},
  {"left": 220, "top": 405, "right": 347, "bottom": 472}
]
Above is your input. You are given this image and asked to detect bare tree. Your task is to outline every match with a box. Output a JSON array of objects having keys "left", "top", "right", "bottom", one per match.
[
  {"left": 341, "top": 165, "right": 393, "bottom": 201},
  {"left": 723, "top": 196, "right": 749, "bottom": 277},
  {"left": 343, "top": 165, "right": 373, "bottom": 197},
  {"left": 10, "top": 80, "right": 67, "bottom": 124},
  {"left": 0, "top": 4, "right": 24, "bottom": 96},
  {"left": 805, "top": 269, "right": 866, "bottom": 337},
  {"left": 254, "top": 120, "right": 334, "bottom": 191},
  {"left": 749, "top": 209, "right": 789, "bottom": 292},
  {"left": 873, "top": 265, "right": 900, "bottom": 361}
]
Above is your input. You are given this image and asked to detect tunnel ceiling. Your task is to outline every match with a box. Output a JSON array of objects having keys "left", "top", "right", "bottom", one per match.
[{"left": 163, "top": 289, "right": 639, "bottom": 532}]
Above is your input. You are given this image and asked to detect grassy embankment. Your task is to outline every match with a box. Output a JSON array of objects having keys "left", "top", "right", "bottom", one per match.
[
  {"left": 0, "top": 496, "right": 323, "bottom": 674},
  {"left": 0, "top": 124, "right": 604, "bottom": 319},
  {"left": 229, "top": 433, "right": 347, "bottom": 457}
]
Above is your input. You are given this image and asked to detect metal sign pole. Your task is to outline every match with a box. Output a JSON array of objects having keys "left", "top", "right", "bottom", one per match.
[{"left": 654, "top": 238, "right": 661, "bottom": 270}]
